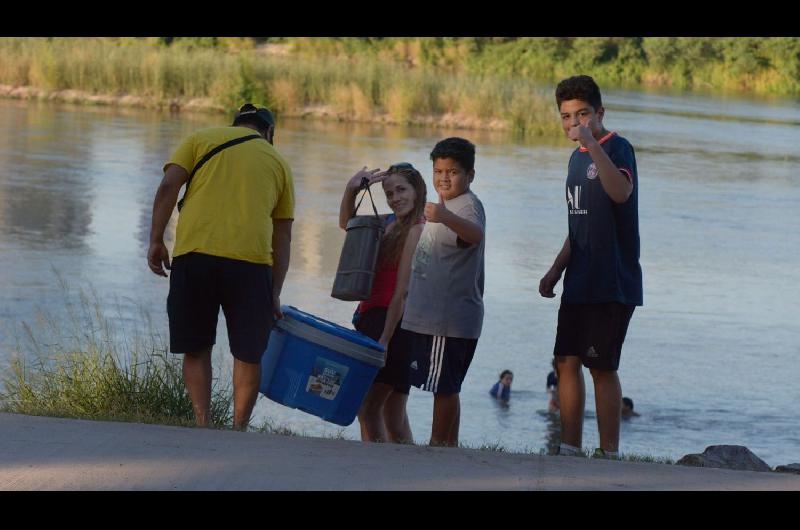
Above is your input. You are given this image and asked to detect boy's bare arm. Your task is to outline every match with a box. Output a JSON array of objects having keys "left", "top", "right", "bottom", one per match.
[
  {"left": 571, "top": 125, "right": 633, "bottom": 204},
  {"left": 539, "top": 235, "right": 570, "bottom": 298},
  {"left": 552, "top": 235, "right": 571, "bottom": 274},
  {"left": 424, "top": 192, "right": 484, "bottom": 245}
]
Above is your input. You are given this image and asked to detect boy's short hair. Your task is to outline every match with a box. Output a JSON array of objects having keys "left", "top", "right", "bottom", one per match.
[
  {"left": 622, "top": 397, "right": 634, "bottom": 410},
  {"left": 430, "top": 137, "right": 476, "bottom": 173},
  {"left": 500, "top": 370, "right": 513, "bottom": 379},
  {"left": 555, "top": 75, "right": 603, "bottom": 111}
]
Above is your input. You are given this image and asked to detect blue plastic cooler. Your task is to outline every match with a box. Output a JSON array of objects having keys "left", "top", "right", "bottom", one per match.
[{"left": 259, "top": 305, "right": 385, "bottom": 426}]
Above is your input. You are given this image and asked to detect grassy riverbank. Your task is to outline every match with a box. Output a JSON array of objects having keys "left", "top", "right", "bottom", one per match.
[
  {"left": 0, "top": 282, "right": 676, "bottom": 462},
  {"left": 2, "top": 37, "right": 797, "bottom": 137},
  {"left": 0, "top": 286, "right": 232, "bottom": 427}
]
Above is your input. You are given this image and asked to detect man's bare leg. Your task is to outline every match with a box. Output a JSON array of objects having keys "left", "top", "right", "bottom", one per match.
[
  {"left": 183, "top": 347, "right": 213, "bottom": 427},
  {"left": 233, "top": 357, "right": 261, "bottom": 430}
]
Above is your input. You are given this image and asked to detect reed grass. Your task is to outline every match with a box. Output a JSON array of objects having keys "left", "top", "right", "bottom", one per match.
[
  {"left": 0, "top": 282, "right": 233, "bottom": 427},
  {"left": 0, "top": 37, "right": 562, "bottom": 137}
]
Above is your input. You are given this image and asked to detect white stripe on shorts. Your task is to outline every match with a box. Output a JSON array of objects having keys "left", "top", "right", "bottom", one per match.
[
  {"left": 433, "top": 336, "right": 446, "bottom": 393},
  {"left": 425, "top": 336, "right": 438, "bottom": 391}
]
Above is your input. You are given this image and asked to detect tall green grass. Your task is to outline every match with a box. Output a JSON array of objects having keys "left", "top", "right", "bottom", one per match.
[
  {"left": 8, "top": 37, "right": 794, "bottom": 139},
  {"left": 0, "top": 37, "right": 239, "bottom": 100},
  {"left": 290, "top": 37, "right": 800, "bottom": 97},
  {"left": 0, "top": 282, "right": 232, "bottom": 427},
  {"left": 0, "top": 37, "right": 561, "bottom": 137}
]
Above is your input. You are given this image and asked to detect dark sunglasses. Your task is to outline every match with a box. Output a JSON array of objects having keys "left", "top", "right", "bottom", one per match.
[{"left": 388, "top": 162, "right": 415, "bottom": 172}]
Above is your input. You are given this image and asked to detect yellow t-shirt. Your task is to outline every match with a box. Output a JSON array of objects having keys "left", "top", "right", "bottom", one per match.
[{"left": 165, "top": 126, "right": 295, "bottom": 265}]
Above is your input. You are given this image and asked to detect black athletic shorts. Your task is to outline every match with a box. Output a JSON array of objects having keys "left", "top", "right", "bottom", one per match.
[
  {"left": 167, "top": 252, "right": 274, "bottom": 364},
  {"left": 407, "top": 331, "right": 478, "bottom": 395},
  {"left": 553, "top": 302, "right": 635, "bottom": 371},
  {"left": 353, "top": 307, "right": 412, "bottom": 394}
]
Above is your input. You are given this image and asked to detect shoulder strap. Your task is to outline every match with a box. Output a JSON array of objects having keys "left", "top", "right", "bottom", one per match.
[{"left": 177, "top": 133, "right": 262, "bottom": 212}]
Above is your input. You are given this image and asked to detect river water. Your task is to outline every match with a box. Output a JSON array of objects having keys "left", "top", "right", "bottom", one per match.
[{"left": 0, "top": 90, "right": 798, "bottom": 466}]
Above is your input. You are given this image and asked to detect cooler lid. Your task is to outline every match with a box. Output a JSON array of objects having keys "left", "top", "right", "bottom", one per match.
[{"left": 277, "top": 306, "right": 386, "bottom": 367}]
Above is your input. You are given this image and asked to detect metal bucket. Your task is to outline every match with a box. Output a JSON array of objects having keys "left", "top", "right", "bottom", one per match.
[{"left": 331, "top": 215, "right": 384, "bottom": 301}]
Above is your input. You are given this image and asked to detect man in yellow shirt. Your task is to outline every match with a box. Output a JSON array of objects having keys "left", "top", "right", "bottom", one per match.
[{"left": 147, "top": 103, "right": 294, "bottom": 430}]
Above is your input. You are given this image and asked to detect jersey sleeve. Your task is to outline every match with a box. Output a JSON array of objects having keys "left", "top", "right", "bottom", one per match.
[
  {"left": 163, "top": 133, "right": 197, "bottom": 175},
  {"left": 610, "top": 139, "right": 636, "bottom": 183},
  {"left": 272, "top": 161, "right": 295, "bottom": 220}
]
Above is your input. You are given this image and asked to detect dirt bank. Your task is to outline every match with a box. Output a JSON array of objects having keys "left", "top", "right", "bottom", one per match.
[{"left": 0, "top": 84, "right": 513, "bottom": 132}]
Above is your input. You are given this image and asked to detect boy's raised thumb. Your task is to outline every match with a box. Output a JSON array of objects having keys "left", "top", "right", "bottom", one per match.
[{"left": 439, "top": 191, "right": 445, "bottom": 204}]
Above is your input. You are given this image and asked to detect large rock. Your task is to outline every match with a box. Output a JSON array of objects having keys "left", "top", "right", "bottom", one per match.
[
  {"left": 774, "top": 464, "right": 800, "bottom": 474},
  {"left": 676, "top": 445, "right": 771, "bottom": 472}
]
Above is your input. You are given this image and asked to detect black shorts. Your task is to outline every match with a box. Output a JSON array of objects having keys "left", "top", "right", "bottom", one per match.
[
  {"left": 354, "top": 307, "right": 412, "bottom": 394},
  {"left": 167, "top": 252, "right": 274, "bottom": 364},
  {"left": 407, "top": 331, "right": 478, "bottom": 395},
  {"left": 553, "top": 302, "right": 635, "bottom": 371}
]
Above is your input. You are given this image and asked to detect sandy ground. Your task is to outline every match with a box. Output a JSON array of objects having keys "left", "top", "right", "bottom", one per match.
[{"left": 1, "top": 413, "right": 798, "bottom": 491}]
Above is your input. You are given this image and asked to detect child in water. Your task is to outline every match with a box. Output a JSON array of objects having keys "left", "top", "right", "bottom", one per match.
[
  {"left": 621, "top": 396, "right": 640, "bottom": 418},
  {"left": 489, "top": 370, "right": 513, "bottom": 401}
]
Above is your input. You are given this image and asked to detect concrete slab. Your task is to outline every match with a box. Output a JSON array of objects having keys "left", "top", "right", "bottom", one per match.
[{"left": 1, "top": 413, "right": 798, "bottom": 490}]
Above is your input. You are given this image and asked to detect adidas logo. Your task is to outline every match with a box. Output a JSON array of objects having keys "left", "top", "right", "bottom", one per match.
[
  {"left": 410, "top": 361, "right": 418, "bottom": 370},
  {"left": 586, "top": 346, "right": 598, "bottom": 357}
]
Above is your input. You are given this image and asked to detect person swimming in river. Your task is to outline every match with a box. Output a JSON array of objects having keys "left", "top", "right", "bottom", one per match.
[
  {"left": 621, "top": 396, "right": 640, "bottom": 418},
  {"left": 489, "top": 370, "right": 513, "bottom": 401}
]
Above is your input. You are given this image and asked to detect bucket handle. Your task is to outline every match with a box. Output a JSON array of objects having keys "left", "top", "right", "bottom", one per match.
[{"left": 351, "top": 176, "right": 381, "bottom": 220}]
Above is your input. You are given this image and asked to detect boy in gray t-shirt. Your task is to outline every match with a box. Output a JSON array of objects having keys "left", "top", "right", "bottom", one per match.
[{"left": 401, "top": 137, "right": 486, "bottom": 447}]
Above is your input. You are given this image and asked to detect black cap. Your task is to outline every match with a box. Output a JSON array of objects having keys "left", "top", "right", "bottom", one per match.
[{"left": 235, "top": 103, "right": 275, "bottom": 127}]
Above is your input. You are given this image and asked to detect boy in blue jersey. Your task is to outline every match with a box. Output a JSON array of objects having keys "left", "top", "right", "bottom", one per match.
[{"left": 539, "top": 75, "right": 642, "bottom": 460}]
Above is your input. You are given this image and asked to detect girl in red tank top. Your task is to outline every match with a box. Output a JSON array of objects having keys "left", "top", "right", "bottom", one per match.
[
  {"left": 338, "top": 163, "right": 427, "bottom": 444},
  {"left": 356, "top": 213, "right": 425, "bottom": 314}
]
